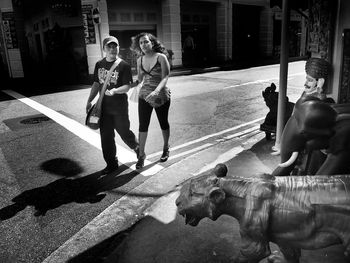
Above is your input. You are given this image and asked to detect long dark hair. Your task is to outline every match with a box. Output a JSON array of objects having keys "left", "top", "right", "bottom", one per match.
[{"left": 130, "top": 32, "right": 168, "bottom": 57}]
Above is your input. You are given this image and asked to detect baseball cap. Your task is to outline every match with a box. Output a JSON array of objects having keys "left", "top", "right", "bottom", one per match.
[{"left": 103, "top": 36, "right": 119, "bottom": 48}]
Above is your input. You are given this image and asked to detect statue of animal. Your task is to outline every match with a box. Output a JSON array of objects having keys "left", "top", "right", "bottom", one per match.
[
  {"left": 260, "top": 83, "right": 294, "bottom": 140},
  {"left": 176, "top": 163, "right": 350, "bottom": 263},
  {"left": 272, "top": 95, "right": 350, "bottom": 177}
]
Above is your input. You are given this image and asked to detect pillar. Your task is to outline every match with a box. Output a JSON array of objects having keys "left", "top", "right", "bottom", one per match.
[
  {"left": 216, "top": 0, "right": 232, "bottom": 61},
  {"left": 161, "top": 0, "right": 182, "bottom": 67},
  {"left": 82, "top": 0, "right": 110, "bottom": 74}
]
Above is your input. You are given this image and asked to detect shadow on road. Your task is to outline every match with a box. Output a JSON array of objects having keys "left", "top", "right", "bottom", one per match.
[
  {"left": 0, "top": 158, "right": 142, "bottom": 220},
  {"left": 0, "top": 78, "right": 90, "bottom": 102}
]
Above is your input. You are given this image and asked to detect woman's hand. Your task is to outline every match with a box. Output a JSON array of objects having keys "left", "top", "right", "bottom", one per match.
[{"left": 145, "top": 89, "right": 160, "bottom": 103}]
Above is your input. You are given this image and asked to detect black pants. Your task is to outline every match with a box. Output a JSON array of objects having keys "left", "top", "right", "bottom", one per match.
[
  {"left": 100, "top": 112, "right": 138, "bottom": 165},
  {"left": 138, "top": 98, "right": 170, "bottom": 132}
]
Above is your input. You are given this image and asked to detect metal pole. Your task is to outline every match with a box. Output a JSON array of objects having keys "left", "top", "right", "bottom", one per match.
[{"left": 274, "top": 0, "right": 290, "bottom": 152}]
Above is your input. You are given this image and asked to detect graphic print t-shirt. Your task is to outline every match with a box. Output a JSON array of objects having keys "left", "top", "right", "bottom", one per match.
[{"left": 93, "top": 58, "right": 132, "bottom": 115}]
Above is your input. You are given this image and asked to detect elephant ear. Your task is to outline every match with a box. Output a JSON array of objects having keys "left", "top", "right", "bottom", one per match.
[{"left": 296, "top": 100, "right": 337, "bottom": 137}]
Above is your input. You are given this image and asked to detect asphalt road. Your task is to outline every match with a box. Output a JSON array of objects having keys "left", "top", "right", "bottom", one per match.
[{"left": 0, "top": 61, "right": 305, "bottom": 263}]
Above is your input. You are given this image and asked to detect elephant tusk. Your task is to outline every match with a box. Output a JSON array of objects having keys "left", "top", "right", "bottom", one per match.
[{"left": 278, "top": 152, "right": 299, "bottom": 168}]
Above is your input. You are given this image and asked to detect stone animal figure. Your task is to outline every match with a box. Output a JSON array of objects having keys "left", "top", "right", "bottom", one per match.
[
  {"left": 176, "top": 163, "right": 350, "bottom": 263},
  {"left": 260, "top": 83, "right": 294, "bottom": 140},
  {"left": 272, "top": 95, "right": 350, "bottom": 177}
]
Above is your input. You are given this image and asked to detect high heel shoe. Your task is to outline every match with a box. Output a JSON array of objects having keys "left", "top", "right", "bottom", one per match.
[
  {"left": 136, "top": 155, "right": 145, "bottom": 169},
  {"left": 160, "top": 148, "right": 169, "bottom": 162}
]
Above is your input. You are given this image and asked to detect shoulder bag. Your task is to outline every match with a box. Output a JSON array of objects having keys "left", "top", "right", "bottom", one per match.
[{"left": 85, "top": 58, "right": 121, "bottom": 130}]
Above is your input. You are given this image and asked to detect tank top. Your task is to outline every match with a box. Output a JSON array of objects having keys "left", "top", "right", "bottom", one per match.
[{"left": 139, "top": 55, "right": 170, "bottom": 107}]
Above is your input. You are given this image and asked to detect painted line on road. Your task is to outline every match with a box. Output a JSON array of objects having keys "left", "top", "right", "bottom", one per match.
[
  {"left": 223, "top": 72, "right": 305, "bottom": 90},
  {"left": 148, "top": 117, "right": 265, "bottom": 159},
  {"left": 2, "top": 89, "right": 163, "bottom": 177},
  {"left": 167, "top": 143, "right": 213, "bottom": 161},
  {"left": 223, "top": 125, "right": 260, "bottom": 140}
]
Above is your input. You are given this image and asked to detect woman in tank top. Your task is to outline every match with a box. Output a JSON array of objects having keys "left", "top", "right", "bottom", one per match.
[{"left": 131, "top": 32, "right": 171, "bottom": 169}]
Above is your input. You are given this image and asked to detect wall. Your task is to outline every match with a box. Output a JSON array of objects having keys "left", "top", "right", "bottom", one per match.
[
  {"left": 0, "top": 0, "right": 24, "bottom": 78},
  {"left": 83, "top": 0, "right": 109, "bottom": 74},
  {"left": 331, "top": 0, "right": 350, "bottom": 102}
]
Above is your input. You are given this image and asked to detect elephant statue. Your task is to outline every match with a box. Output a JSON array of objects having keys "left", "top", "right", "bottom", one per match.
[{"left": 272, "top": 94, "right": 350, "bottom": 176}]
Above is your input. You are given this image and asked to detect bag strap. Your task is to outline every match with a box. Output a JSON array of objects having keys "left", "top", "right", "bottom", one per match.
[{"left": 96, "top": 58, "right": 121, "bottom": 109}]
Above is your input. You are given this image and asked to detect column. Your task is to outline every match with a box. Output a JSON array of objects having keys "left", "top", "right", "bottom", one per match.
[
  {"left": 82, "top": 0, "right": 110, "bottom": 74},
  {"left": 259, "top": 7, "right": 274, "bottom": 57},
  {"left": 216, "top": 0, "right": 232, "bottom": 61},
  {"left": 161, "top": 0, "right": 182, "bottom": 67}
]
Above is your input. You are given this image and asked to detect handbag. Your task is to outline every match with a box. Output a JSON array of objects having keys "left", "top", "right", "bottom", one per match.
[
  {"left": 85, "top": 104, "right": 100, "bottom": 130},
  {"left": 146, "top": 88, "right": 171, "bottom": 108},
  {"left": 85, "top": 58, "right": 121, "bottom": 130}
]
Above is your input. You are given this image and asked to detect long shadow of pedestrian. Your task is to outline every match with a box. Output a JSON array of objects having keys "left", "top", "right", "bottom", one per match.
[{"left": 0, "top": 158, "right": 145, "bottom": 220}]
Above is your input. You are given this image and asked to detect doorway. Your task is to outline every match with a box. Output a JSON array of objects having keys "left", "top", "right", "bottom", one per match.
[{"left": 232, "top": 4, "right": 261, "bottom": 65}]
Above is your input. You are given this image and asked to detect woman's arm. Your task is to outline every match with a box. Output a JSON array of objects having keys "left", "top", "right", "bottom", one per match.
[
  {"left": 155, "top": 53, "right": 170, "bottom": 92},
  {"left": 129, "top": 57, "right": 144, "bottom": 88},
  {"left": 136, "top": 56, "right": 143, "bottom": 82}
]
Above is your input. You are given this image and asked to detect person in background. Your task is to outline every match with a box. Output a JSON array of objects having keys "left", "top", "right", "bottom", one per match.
[
  {"left": 86, "top": 36, "right": 139, "bottom": 174},
  {"left": 182, "top": 34, "right": 195, "bottom": 67},
  {"left": 130, "top": 32, "right": 171, "bottom": 169}
]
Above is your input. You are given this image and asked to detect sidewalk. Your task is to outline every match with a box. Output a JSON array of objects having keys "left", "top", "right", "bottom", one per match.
[{"left": 100, "top": 135, "right": 345, "bottom": 263}]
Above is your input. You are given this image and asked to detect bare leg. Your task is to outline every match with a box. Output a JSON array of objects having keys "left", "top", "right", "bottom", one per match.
[
  {"left": 138, "top": 131, "right": 148, "bottom": 158},
  {"left": 161, "top": 128, "right": 170, "bottom": 150},
  {"left": 136, "top": 131, "right": 148, "bottom": 169}
]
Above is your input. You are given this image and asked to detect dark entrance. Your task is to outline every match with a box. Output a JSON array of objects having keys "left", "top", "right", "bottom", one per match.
[
  {"left": 181, "top": 25, "right": 210, "bottom": 67},
  {"left": 180, "top": 1, "right": 216, "bottom": 68},
  {"left": 273, "top": 19, "right": 302, "bottom": 58},
  {"left": 232, "top": 4, "right": 261, "bottom": 66},
  {"left": 12, "top": 0, "right": 89, "bottom": 85}
]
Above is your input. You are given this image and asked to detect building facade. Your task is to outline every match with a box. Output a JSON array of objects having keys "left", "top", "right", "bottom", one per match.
[
  {"left": 1, "top": 0, "right": 349, "bottom": 103},
  {"left": 0, "top": 0, "right": 309, "bottom": 79}
]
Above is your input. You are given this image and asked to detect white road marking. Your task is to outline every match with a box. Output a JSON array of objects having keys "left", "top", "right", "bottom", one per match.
[
  {"left": 223, "top": 72, "right": 305, "bottom": 90},
  {"left": 167, "top": 143, "right": 213, "bottom": 161},
  {"left": 223, "top": 125, "right": 260, "bottom": 140},
  {"left": 147, "top": 117, "right": 265, "bottom": 158},
  {"left": 2, "top": 89, "right": 163, "bottom": 177}
]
